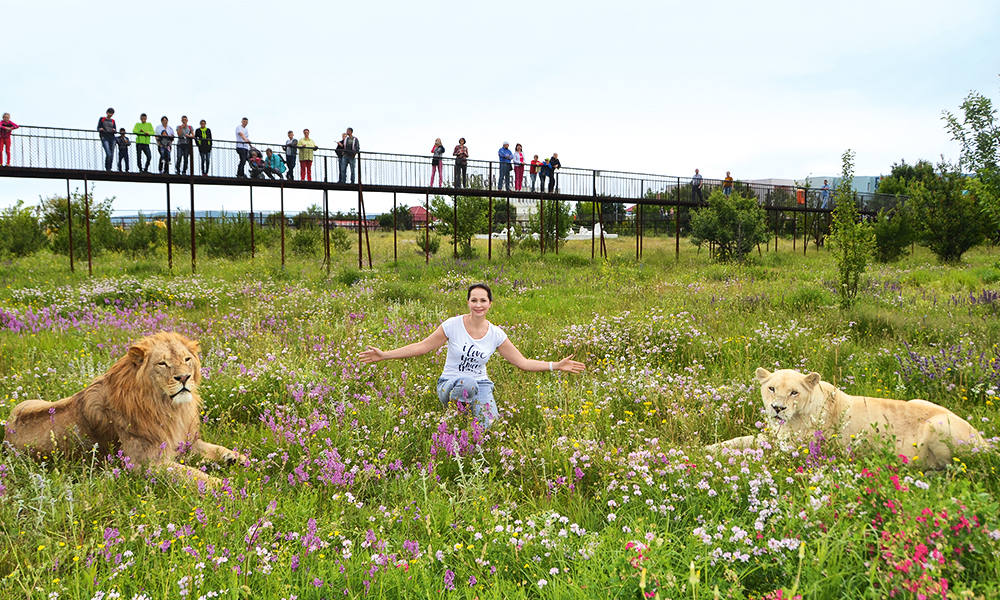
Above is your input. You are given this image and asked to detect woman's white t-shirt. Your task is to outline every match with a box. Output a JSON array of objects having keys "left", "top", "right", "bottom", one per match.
[{"left": 440, "top": 315, "right": 508, "bottom": 381}]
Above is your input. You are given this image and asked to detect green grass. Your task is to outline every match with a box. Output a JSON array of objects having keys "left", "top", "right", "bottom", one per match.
[{"left": 1, "top": 233, "right": 999, "bottom": 599}]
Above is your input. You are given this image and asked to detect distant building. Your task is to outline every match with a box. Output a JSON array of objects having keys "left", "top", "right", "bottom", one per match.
[
  {"left": 803, "top": 176, "right": 883, "bottom": 194},
  {"left": 410, "top": 205, "right": 430, "bottom": 227}
]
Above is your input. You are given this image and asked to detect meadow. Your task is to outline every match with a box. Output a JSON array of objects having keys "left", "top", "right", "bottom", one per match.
[{"left": 2, "top": 232, "right": 1000, "bottom": 600}]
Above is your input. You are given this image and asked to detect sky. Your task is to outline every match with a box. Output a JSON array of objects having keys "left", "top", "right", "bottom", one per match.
[{"left": 1, "top": 0, "right": 998, "bottom": 216}]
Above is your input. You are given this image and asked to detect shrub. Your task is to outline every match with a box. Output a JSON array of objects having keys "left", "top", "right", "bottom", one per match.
[
  {"left": 416, "top": 232, "right": 441, "bottom": 255},
  {"left": 41, "top": 190, "right": 123, "bottom": 258},
  {"left": 430, "top": 195, "right": 488, "bottom": 257},
  {"left": 330, "top": 227, "right": 351, "bottom": 253},
  {"left": 290, "top": 227, "right": 321, "bottom": 256},
  {"left": 198, "top": 212, "right": 279, "bottom": 259},
  {"left": 121, "top": 213, "right": 162, "bottom": 258},
  {"left": 911, "top": 161, "right": 989, "bottom": 263},
  {"left": 872, "top": 204, "right": 916, "bottom": 263},
  {"left": 0, "top": 200, "right": 47, "bottom": 257},
  {"left": 690, "top": 190, "right": 769, "bottom": 263}
]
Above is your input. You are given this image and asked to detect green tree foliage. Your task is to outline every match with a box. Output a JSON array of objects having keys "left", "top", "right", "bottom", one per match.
[
  {"left": 121, "top": 213, "right": 162, "bottom": 258},
  {"left": 376, "top": 205, "right": 414, "bottom": 231},
  {"left": 0, "top": 200, "right": 48, "bottom": 257},
  {"left": 944, "top": 84, "right": 1000, "bottom": 229},
  {"left": 330, "top": 227, "right": 351, "bottom": 252},
  {"left": 290, "top": 227, "right": 321, "bottom": 256},
  {"left": 826, "top": 150, "right": 874, "bottom": 308},
  {"left": 198, "top": 212, "right": 277, "bottom": 259},
  {"left": 429, "top": 195, "right": 488, "bottom": 258},
  {"left": 415, "top": 232, "right": 441, "bottom": 255},
  {"left": 40, "top": 189, "right": 123, "bottom": 258},
  {"left": 689, "top": 190, "right": 769, "bottom": 263},
  {"left": 871, "top": 204, "right": 917, "bottom": 263},
  {"left": 292, "top": 204, "right": 325, "bottom": 229},
  {"left": 529, "top": 200, "right": 573, "bottom": 251},
  {"left": 910, "top": 161, "right": 988, "bottom": 263},
  {"left": 876, "top": 159, "right": 937, "bottom": 196}
]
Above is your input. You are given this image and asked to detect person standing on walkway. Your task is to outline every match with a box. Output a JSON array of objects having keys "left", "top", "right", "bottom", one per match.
[
  {"left": 513, "top": 143, "right": 525, "bottom": 191},
  {"left": 195, "top": 120, "right": 212, "bottom": 175},
  {"left": 116, "top": 128, "right": 131, "bottom": 172},
  {"left": 174, "top": 116, "right": 194, "bottom": 175},
  {"left": 340, "top": 127, "right": 359, "bottom": 184},
  {"left": 284, "top": 130, "right": 297, "bottom": 181},
  {"left": 453, "top": 137, "right": 468, "bottom": 188},
  {"left": 97, "top": 108, "right": 117, "bottom": 171},
  {"left": 529, "top": 155, "right": 541, "bottom": 192},
  {"left": 298, "top": 128, "right": 316, "bottom": 181},
  {"left": 692, "top": 168, "right": 703, "bottom": 202},
  {"left": 132, "top": 114, "right": 154, "bottom": 173},
  {"left": 0, "top": 113, "right": 19, "bottom": 166},
  {"left": 548, "top": 153, "right": 561, "bottom": 193},
  {"left": 538, "top": 156, "right": 550, "bottom": 193},
  {"left": 497, "top": 142, "right": 513, "bottom": 191},
  {"left": 154, "top": 117, "right": 174, "bottom": 174},
  {"left": 235, "top": 117, "right": 250, "bottom": 178},
  {"left": 821, "top": 180, "right": 830, "bottom": 209},
  {"left": 430, "top": 138, "right": 445, "bottom": 187},
  {"left": 723, "top": 171, "right": 734, "bottom": 196}
]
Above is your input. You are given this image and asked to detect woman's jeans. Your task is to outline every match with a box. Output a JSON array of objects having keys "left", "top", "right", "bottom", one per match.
[
  {"left": 530, "top": 172, "right": 537, "bottom": 191},
  {"left": 454, "top": 162, "right": 467, "bottom": 188},
  {"left": 437, "top": 376, "right": 496, "bottom": 429},
  {"left": 101, "top": 137, "right": 115, "bottom": 171}
]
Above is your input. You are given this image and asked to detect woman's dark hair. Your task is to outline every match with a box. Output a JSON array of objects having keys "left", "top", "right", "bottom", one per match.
[
  {"left": 467, "top": 282, "right": 492, "bottom": 301},
  {"left": 459, "top": 137, "right": 466, "bottom": 144}
]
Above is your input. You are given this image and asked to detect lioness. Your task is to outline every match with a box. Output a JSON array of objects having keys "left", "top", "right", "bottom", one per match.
[
  {"left": 3, "top": 332, "right": 246, "bottom": 485},
  {"left": 708, "top": 368, "right": 986, "bottom": 470}
]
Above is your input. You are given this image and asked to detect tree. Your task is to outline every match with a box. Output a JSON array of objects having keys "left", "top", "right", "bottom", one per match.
[
  {"left": 826, "top": 150, "right": 874, "bottom": 308},
  {"left": 429, "top": 195, "right": 488, "bottom": 258},
  {"left": 377, "top": 204, "right": 414, "bottom": 231},
  {"left": 875, "top": 159, "right": 937, "bottom": 196},
  {"left": 910, "top": 160, "right": 988, "bottom": 263},
  {"left": 528, "top": 200, "right": 573, "bottom": 251},
  {"left": 40, "top": 188, "right": 123, "bottom": 258},
  {"left": 871, "top": 204, "right": 916, "bottom": 263},
  {"left": 689, "top": 189, "right": 769, "bottom": 263},
  {"left": 943, "top": 84, "right": 1000, "bottom": 230},
  {"left": 0, "top": 200, "right": 47, "bottom": 257}
]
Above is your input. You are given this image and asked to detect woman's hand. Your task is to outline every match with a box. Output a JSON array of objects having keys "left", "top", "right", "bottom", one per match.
[
  {"left": 555, "top": 354, "right": 586, "bottom": 374},
  {"left": 359, "top": 346, "right": 385, "bottom": 364}
]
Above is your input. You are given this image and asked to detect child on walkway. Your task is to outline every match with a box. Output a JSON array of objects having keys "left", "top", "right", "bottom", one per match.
[
  {"left": 116, "top": 128, "right": 131, "bottom": 172},
  {"left": 0, "top": 113, "right": 19, "bottom": 166}
]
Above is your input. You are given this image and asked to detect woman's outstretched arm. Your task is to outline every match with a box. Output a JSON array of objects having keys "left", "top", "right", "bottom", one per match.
[
  {"left": 495, "top": 339, "right": 585, "bottom": 374},
  {"left": 360, "top": 325, "right": 448, "bottom": 364}
]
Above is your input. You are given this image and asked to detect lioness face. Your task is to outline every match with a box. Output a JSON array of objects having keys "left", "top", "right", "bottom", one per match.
[
  {"left": 756, "top": 368, "right": 821, "bottom": 427},
  {"left": 141, "top": 337, "right": 201, "bottom": 405}
]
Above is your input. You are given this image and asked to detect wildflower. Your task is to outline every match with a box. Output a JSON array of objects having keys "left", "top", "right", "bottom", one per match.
[{"left": 537, "top": 579, "right": 548, "bottom": 588}]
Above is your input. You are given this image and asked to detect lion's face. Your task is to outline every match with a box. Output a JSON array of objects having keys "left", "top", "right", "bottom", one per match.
[
  {"left": 129, "top": 333, "right": 202, "bottom": 405},
  {"left": 756, "top": 368, "right": 822, "bottom": 429}
]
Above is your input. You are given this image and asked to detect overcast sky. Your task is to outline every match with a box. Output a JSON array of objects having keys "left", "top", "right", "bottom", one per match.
[{"left": 2, "top": 0, "right": 998, "bottom": 215}]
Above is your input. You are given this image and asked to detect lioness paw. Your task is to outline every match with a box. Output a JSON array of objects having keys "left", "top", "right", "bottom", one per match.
[{"left": 223, "top": 450, "right": 249, "bottom": 467}]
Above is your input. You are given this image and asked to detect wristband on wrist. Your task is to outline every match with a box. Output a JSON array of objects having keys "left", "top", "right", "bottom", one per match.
[{"left": 549, "top": 361, "right": 553, "bottom": 372}]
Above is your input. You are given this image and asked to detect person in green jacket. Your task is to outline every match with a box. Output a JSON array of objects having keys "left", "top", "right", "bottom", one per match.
[
  {"left": 132, "top": 113, "right": 155, "bottom": 173},
  {"left": 195, "top": 119, "right": 212, "bottom": 176}
]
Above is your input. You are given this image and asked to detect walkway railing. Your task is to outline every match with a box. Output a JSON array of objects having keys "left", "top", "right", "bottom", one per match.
[{"left": 3, "top": 125, "right": 900, "bottom": 211}]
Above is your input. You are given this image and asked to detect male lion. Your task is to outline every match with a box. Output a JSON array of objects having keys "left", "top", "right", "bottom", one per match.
[
  {"left": 708, "top": 368, "right": 986, "bottom": 470},
  {"left": 3, "top": 332, "right": 246, "bottom": 485}
]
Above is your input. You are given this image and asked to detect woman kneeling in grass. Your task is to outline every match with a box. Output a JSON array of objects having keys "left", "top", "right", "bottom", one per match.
[{"left": 359, "top": 283, "right": 585, "bottom": 428}]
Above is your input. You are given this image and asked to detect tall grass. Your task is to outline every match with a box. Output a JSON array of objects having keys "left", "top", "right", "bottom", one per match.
[{"left": 1, "top": 234, "right": 1000, "bottom": 598}]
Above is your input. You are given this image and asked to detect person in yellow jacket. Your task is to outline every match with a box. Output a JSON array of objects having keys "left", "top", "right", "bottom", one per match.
[
  {"left": 298, "top": 129, "right": 317, "bottom": 181},
  {"left": 132, "top": 113, "right": 155, "bottom": 173}
]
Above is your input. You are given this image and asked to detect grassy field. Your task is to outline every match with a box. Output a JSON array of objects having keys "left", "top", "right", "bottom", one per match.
[{"left": 2, "top": 232, "right": 1000, "bottom": 599}]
